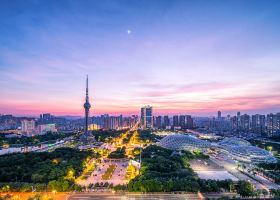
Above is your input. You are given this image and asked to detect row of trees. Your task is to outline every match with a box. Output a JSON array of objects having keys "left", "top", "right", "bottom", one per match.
[
  {"left": 0, "top": 181, "right": 82, "bottom": 193},
  {"left": 255, "top": 161, "right": 280, "bottom": 183}
]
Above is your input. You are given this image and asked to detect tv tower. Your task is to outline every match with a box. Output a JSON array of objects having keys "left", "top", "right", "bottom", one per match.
[{"left": 83, "top": 75, "right": 91, "bottom": 135}]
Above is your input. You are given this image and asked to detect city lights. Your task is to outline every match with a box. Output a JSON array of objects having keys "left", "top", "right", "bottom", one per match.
[{"left": 0, "top": 0, "right": 280, "bottom": 199}]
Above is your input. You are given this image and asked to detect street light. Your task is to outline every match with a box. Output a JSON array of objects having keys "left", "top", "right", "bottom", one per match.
[{"left": 267, "top": 146, "right": 273, "bottom": 151}]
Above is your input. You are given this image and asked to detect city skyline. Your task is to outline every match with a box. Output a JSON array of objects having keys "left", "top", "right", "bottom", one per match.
[{"left": 1, "top": 0, "right": 280, "bottom": 116}]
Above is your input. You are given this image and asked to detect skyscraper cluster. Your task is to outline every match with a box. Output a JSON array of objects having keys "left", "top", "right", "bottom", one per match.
[
  {"left": 206, "top": 111, "right": 280, "bottom": 137},
  {"left": 140, "top": 106, "right": 194, "bottom": 130},
  {"left": 153, "top": 115, "right": 193, "bottom": 130},
  {"left": 90, "top": 114, "right": 138, "bottom": 130}
]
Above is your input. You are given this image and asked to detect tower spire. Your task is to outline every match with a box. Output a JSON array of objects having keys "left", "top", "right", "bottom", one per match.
[
  {"left": 83, "top": 75, "right": 91, "bottom": 137},
  {"left": 86, "top": 75, "right": 89, "bottom": 101}
]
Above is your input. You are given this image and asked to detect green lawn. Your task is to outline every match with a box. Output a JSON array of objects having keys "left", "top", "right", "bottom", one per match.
[{"left": 102, "top": 164, "right": 116, "bottom": 180}]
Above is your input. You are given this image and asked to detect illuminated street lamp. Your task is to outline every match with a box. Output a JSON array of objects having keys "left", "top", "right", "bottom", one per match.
[
  {"left": 267, "top": 146, "right": 273, "bottom": 151},
  {"left": 69, "top": 169, "right": 74, "bottom": 176}
]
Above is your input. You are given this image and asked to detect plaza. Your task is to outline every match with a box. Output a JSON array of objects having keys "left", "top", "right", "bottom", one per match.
[
  {"left": 77, "top": 159, "right": 129, "bottom": 186},
  {"left": 189, "top": 159, "right": 238, "bottom": 181}
]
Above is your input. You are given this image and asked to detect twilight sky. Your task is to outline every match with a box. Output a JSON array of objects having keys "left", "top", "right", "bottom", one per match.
[{"left": 1, "top": 0, "right": 280, "bottom": 117}]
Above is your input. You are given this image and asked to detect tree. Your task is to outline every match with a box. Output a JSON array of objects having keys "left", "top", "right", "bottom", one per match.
[
  {"left": 236, "top": 180, "right": 255, "bottom": 197},
  {"left": 262, "top": 189, "right": 269, "bottom": 198},
  {"left": 270, "top": 189, "right": 280, "bottom": 198},
  {"left": 48, "top": 180, "right": 69, "bottom": 192},
  {"left": 20, "top": 183, "right": 32, "bottom": 192}
]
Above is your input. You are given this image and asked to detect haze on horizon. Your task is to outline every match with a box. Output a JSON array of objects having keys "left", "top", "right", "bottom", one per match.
[{"left": 0, "top": 0, "right": 280, "bottom": 117}]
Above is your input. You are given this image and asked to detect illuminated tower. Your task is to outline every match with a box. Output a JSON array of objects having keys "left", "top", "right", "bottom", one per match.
[{"left": 83, "top": 75, "right": 91, "bottom": 135}]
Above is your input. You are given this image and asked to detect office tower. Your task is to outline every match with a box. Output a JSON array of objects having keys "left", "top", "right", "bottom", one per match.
[
  {"left": 240, "top": 114, "right": 250, "bottom": 132},
  {"left": 186, "top": 115, "right": 194, "bottom": 129},
  {"left": 21, "top": 119, "right": 35, "bottom": 136},
  {"left": 173, "top": 115, "right": 179, "bottom": 127},
  {"left": 179, "top": 115, "right": 186, "bottom": 128},
  {"left": 163, "top": 115, "right": 170, "bottom": 128},
  {"left": 218, "top": 111, "right": 222, "bottom": 119},
  {"left": 141, "top": 106, "right": 153, "bottom": 129},
  {"left": 83, "top": 75, "right": 91, "bottom": 135},
  {"left": 251, "top": 114, "right": 266, "bottom": 136}
]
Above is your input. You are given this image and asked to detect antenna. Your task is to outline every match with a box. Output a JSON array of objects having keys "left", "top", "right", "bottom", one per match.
[{"left": 86, "top": 75, "right": 89, "bottom": 101}]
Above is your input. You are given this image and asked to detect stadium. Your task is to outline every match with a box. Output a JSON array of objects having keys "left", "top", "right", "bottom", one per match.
[
  {"left": 158, "top": 134, "right": 211, "bottom": 151},
  {"left": 218, "top": 137, "right": 277, "bottom": 164}
]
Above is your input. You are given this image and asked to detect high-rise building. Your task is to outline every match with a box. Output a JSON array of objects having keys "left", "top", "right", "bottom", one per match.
[
  {"left": 251, "top": 114, "right": 265, "bottom": 136},
  {"left": 240, "top": 114, "right": 250, "bottom": 132},
  {"left": 39, "top": 113, "right": 53, "bottom": 124},
  {"left": 109, "top": 116, "right": 120, "bottom": 130},
  {"left": 155, "top": 116, "right": 162, "bottom": 129},
  {"left": 83, "top": 75, "right": 91, "bottom": 136},
  {"left": 141, "top": 106, "right": 153, "bottom": 129},
  {"left": 179, "top": 115, "right": 186, "bottom": 128},
  {"left": 237, "top": 111, "right": 241, "bottom": 129},
  {"left": 21, "top": 119, "right": 35, "bottom": 136},
  {"left": 218, "top": 111, "right": 222, "bottom": 119},
  {"left": 267, "top": 113, "right": 280, "bottom": 137},
  {"left": 163, "top": 115, "right": 170, "bottom": 128},
  {"left": 230, "top": 116, "right": 238, "bottom": 131},
  {"left": 173, "top": 115, "right": 179, "bottom": 127},
  {"left": 186, "top": 115, "right": 194, "bottom": 129},
  {"left": 37, "top": 124, "right": 57, "bottom": 135},
  {"left": 267, "top": 113, "right": 274, "bottom": 137}
]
